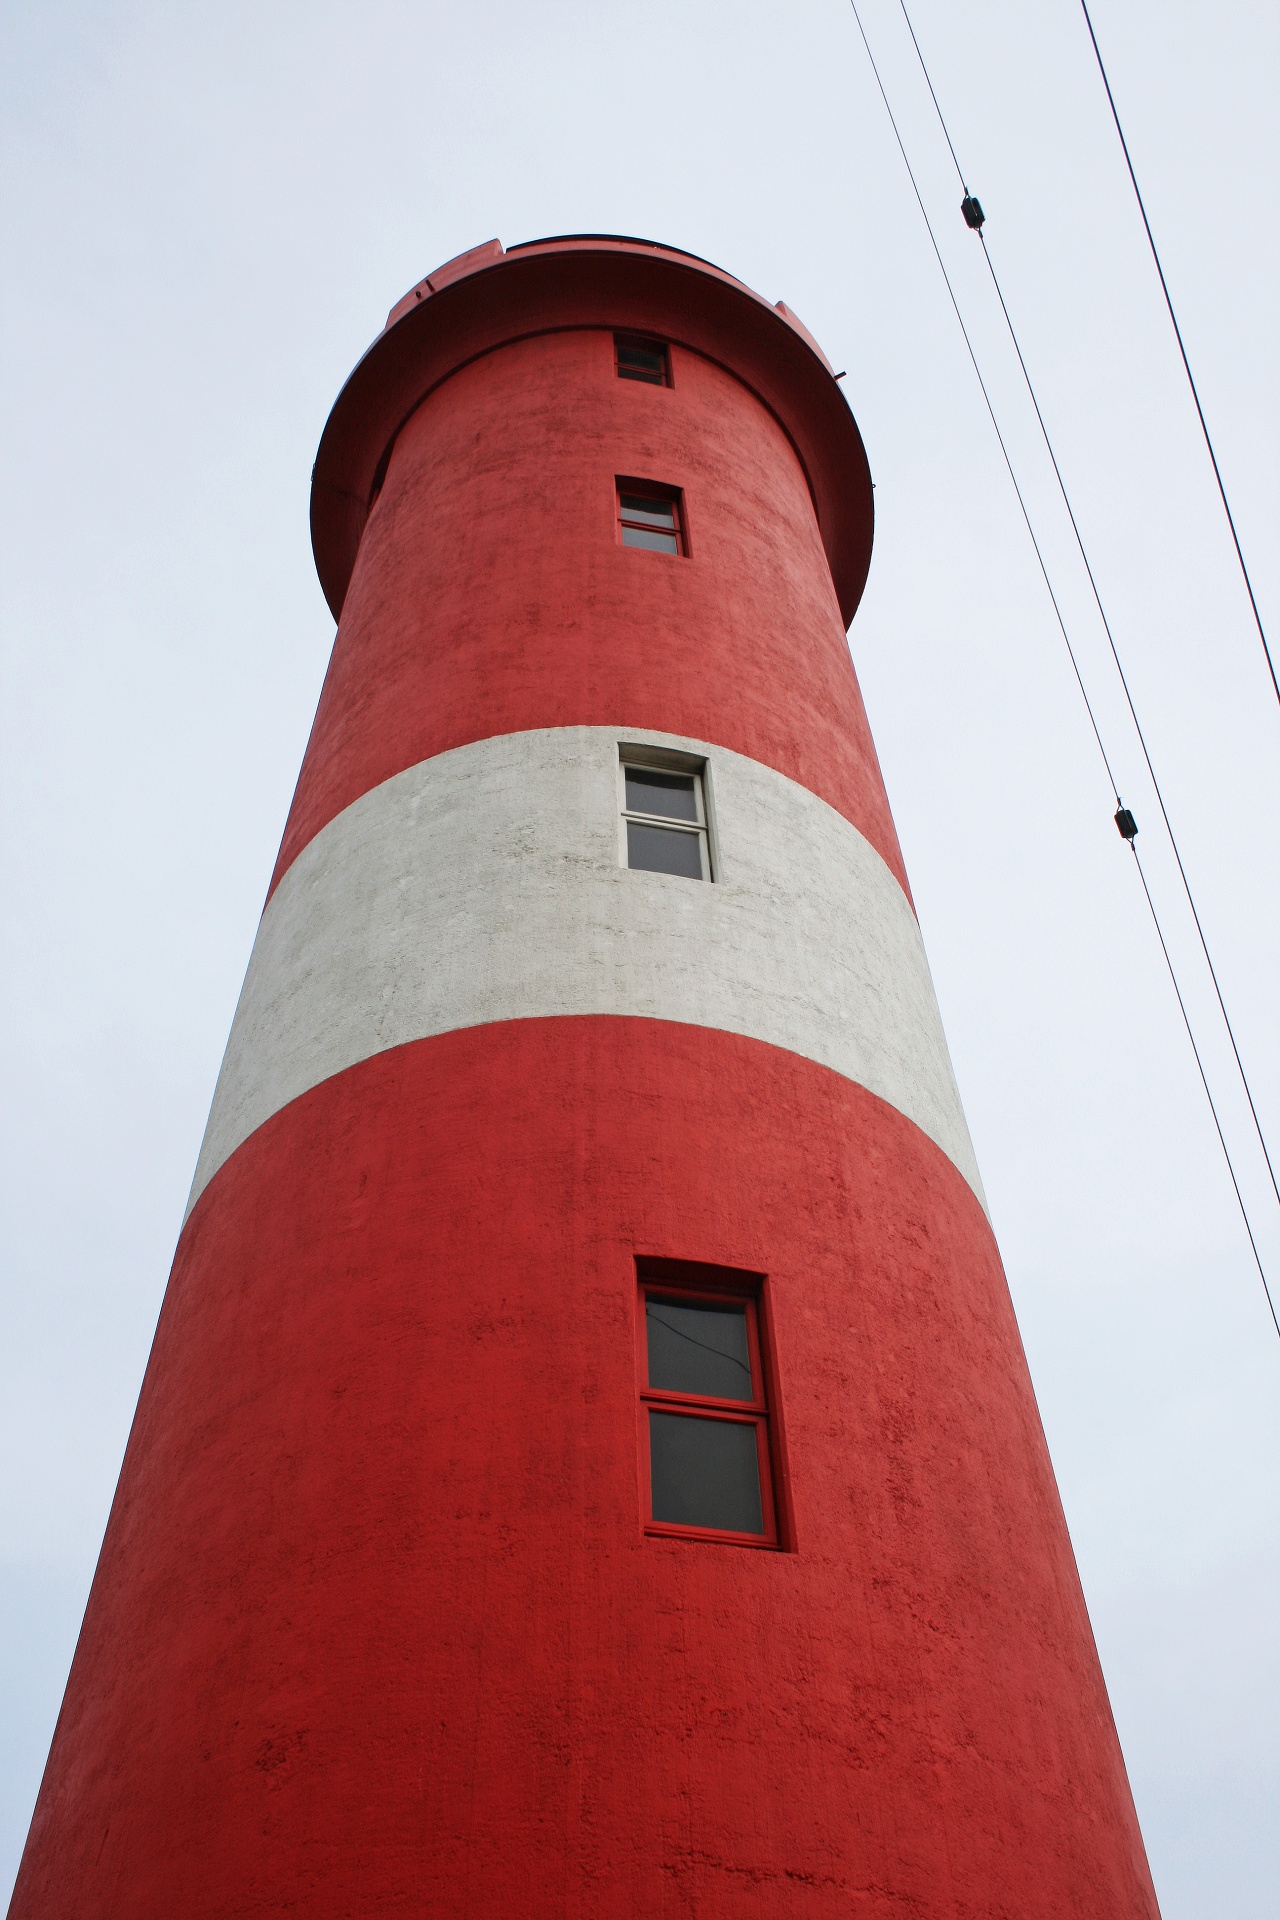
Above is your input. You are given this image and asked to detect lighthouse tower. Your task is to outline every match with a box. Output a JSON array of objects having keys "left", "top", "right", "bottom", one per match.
[{"left": 13, "top": 236, "right": 1160, "bottom": 1917}]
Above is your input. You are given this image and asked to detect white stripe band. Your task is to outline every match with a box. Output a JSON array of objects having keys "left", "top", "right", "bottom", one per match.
[{"left": 187, "top": 728, "right": 986, "bottom": 1218}]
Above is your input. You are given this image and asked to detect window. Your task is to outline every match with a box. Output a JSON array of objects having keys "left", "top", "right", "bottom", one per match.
[
  {"left": 638, "top": 1270, "right": 780, "bottom": 1547},
  {"left": 621, "top": 756, "right": 710, "bottom": 880},
  {"left": 615, "top": 334, "right": 670, "bottom": 386},
  {"left": 617, "top": 483, "right": 684, "bottom": 555}
]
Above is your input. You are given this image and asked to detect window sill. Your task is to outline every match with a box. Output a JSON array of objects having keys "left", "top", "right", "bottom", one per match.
[{"left": 644, "top": 1520, "right": 782, "bottom": 1551}]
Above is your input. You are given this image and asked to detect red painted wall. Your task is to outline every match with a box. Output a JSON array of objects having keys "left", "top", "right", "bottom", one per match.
[
  {"left": 13, "top": 243, "right": 1159, "bottom": 1916},
  {"left": 12, "top": 1020, "right": 1158, "bottom": 1918},
  {"left": 270, "top": 326, "right": 909, "bottom": 903}
]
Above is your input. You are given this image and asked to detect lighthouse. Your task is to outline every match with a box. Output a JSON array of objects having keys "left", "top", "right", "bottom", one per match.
[{"left": 13, "top": 235, "right": 1160, "bottom": 1916}]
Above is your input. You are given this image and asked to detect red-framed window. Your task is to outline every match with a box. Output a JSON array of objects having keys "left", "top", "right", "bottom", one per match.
[
  {"left": 615, "top": 334, "right": 670, "bottom": 386},
  {"left": 637, "top": 1266, "right": 781, "bottom": 1548},
  {"left": 617, "top": 481, "right": 685, "bottom": 556}
]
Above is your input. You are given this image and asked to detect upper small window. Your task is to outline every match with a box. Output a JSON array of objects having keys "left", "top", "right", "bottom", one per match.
[
  {"left": 615, "top": 335, "right": 669, "bottom": 385},
  {"left": 618, "top": 484, "right": 684, "bottom": 556},
  {"left": 622, "top": 757, "right": 710, "bottom": 880}
]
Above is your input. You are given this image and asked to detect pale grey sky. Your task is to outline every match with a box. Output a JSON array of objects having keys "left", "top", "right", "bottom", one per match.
[{"left": 2, "top": 3, "right": 1277, "bottom": 1912}]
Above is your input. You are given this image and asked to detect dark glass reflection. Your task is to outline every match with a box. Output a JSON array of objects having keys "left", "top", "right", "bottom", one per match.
[
  {"left": 625, "top": 767, "right": 698, "bottom": 821},
  {"left": 649, "top": 1411, "right": 764, "bottom": 1534},
  {"left": 646, "top": 1296, "right": 753, "bottom": 1400},
  {"left": 621, "top": 524, "right": 678, "bottom": 553},
  {"left": 626, "top": 821, "right": 703, "bottom": 878},
  {"left": 617, "top": 341, "right": 666, "bottom": 383},
  {"left": 619, "top": 494, "right": 677, "bottom": 528}
]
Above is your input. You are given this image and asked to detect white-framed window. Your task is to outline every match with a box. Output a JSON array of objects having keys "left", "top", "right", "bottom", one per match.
[{"left": 619, "top": 749, "right": 712, "bottom": 881}]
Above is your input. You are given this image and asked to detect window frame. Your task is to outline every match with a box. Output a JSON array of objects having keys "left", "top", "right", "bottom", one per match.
[
  {"left": 614, "top": 333, "right": 672, "bottom": 387},
  {"left": 617, "top": 747, "right": 713, "bottom": 881},
  {"left": 635, "top": 1265, "right": 783, "bottom": 1550},
  {"left": 616, "top": 479, "right": 687, "bottom": 557}
]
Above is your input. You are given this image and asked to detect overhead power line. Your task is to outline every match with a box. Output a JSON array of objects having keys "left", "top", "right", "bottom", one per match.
[
  {"left": 1078, "top": 0, "right": 1279, "bottom": 710},
  {"left": 1130, "top": 843, "right": 1279, "bottom": 1338},
  {"left": 890, "top": 0, "right": 1280, "bottom": 1228},
  {"left": 842, "top": 2, "right": 1120, "bottom": 795},
  {"left": 845, "top": 0, "right": 1279, "bottom": 1334}
]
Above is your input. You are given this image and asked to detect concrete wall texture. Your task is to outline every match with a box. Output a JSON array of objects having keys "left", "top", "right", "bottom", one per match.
[{"left": 10, "top": 236, "right": 1161, "bottom": 1917}]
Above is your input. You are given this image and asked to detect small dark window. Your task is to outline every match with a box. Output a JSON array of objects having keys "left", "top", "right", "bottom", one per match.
[
  {"left": 615, "top": 335, "right": 669, "bottom": 385},
  {"left": 621, "top": 758, "right": 710, "bottom": 879},
  {"left": 618, "top": 485, "right": 684, "bottom": 555},
  {"left": 639, "top": 1280, "right": 779, "bottom": 1546}
]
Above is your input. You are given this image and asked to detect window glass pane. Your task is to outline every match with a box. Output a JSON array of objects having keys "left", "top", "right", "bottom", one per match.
[
  {"left": 646, "top": 1297, "right": 753, "bottom": 1399},
  {"left": 619, "top": 496, "right": 677, "bottom": 528},
  {"left": 625, "top": 768, "right": 698, "bottom": 821},
  {"left": 627, "top": 820, "right": 703, "bottom": 878},
  {"left": 621, "top": 525, "right": 678, "bottom": 553},
  {"left": 649, "top": 1411, "right": 764, "bottom": 1534},
  {"left": 617, "top": 342, "right": 665, "bottom": 382}
]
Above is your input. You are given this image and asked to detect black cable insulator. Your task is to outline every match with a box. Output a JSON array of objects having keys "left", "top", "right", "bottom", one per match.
[
  {"left": 961, "top": 194, "right": 985, "bottom": 230},
  {"left": 1115, "top": 806, "right": 1139, "bottom": 841}
]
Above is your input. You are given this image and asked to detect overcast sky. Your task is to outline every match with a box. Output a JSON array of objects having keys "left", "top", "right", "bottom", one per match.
[{"left": 2, "top": 2, "right": 1277, "bottom": 1911}]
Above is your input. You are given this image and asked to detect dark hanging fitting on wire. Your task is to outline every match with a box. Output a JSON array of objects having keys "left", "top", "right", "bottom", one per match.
[
  {"left": 1115, "top": 805, "right": 1138, "bottom": 841},
  {"left": 961, "top": 194, "right": 985, "bottom": 230}
]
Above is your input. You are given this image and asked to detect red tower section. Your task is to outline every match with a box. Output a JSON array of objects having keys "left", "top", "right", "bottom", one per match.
[{"left": 12, "top": 237, "right": 1160, "bottom": 1917}]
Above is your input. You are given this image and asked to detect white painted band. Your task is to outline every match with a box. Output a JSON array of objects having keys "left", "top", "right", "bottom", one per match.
[{"left": 187, "top": 728, "right": 986, "bottom": 1218}]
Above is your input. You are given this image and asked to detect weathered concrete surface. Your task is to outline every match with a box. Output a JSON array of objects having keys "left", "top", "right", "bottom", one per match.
[
  {"left": 15, "top": 1023, "right": 1158, "bottom": 1919},
  {"left": 270, "top": 321, "right": 907, "bottom": 903},
  {"left": 189, "top": 726, "right": 983, "bottom": 1219},
  {"left": 12, "top": 237, "right": 1160, "bottom": 1920}
]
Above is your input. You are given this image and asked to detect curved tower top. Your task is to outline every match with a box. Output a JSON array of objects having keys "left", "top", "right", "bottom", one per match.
[{"left": 310, "top": 234, "right": 874, "bottom": 627}]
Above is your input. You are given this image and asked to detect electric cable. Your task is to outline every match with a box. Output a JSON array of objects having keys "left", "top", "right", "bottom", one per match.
[
  {"left": 1078, "top": 0, "right": 1279, "bottom": 711},
  {"left": 845, "top": 0, "right": 1278, "bottom": 1331},
  {"left": 1130, "top": 843, "right": 1280, "bottom": 1337},
  {"left": 844, "top": 0, "right": 1121, "bottom": 799},
  {"left": 892, "top": 0, "right": 1280, "bottom": 1225}
]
